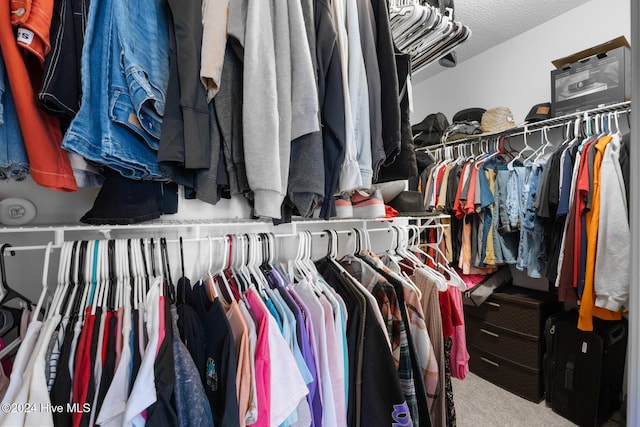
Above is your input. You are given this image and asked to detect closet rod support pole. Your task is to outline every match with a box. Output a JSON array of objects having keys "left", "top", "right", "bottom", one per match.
[
  {"left": 54, "top": 229, "right": 64, "bottom": 246},
  {"left": 99, "top": 229, "right": 112, "bottom": 240}
]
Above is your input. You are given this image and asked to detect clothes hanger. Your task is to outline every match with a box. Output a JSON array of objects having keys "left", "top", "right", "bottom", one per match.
[
  {"left": 0, "top": 244, "right": 34, "bottom": 308},
  {"left": 91, "top": 240, "right": 105, "bottom": 316},
  {"left": 248, "top": 234, "right": 270, "bottom": 297},
  {"left": 507, "top": 125, "right": 533, "bottom": 170},
  {"left": 96, "top": 240, "right": 108, "bottom": 312},
  {"left": 201, "top": 236, "right": 220, "bottom": 301},
  {"left": 33, "top": 241, "right": 54, "bottom": 319},
  {"left": 0, "top": 241, "right": 51, "bottom": 357},
  {"left": 51, "top": 240, "right": 72, "bottom": 318},
  {"left": 113, "top": 239, "right": 123, "bottom": 312},
  {"left": 325, "top": 229, "right": 362, "bottom": 289},
  {"left": 413, "top": 222, "right": 466, "bottom": 290},
  {"left": 234, "top": 235, "right": 254, "bottom": 293},
  {"left": 70, "top": 240, "right": 88, "bottom": 319},
  {"left": 403, "top": 227, "right": 449, "bottom": 291},
  {"left": 208, "top": 236, "right": 232, "bottom": 303},
  {"left": 221, "top": 235, "right": 242, "bottom": 300},
  {"left": 155, "top": 237, "right": 164, "bottom": 298},
  {"left": 139, "top": 238, "right": 151, "bottom": 296},
  {"left": 133, "top": 239, "right": 144, "bottom": 310},
  {"left": 60, "top": 242, "right": 81, "bottom": 322},
  {"left": 127, "top": 239, "right": 136, "bottom": 310},
  {"left": 160, "top": 237, "right": 175, "bottom": 303}
]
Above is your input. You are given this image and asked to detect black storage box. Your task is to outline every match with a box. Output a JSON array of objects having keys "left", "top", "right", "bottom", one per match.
[
  {"left": 465, "top": 287, "right": 562, "bottom": 402},
  {"left": 551, "top": 36, "right": 630, "bottom": 117}
]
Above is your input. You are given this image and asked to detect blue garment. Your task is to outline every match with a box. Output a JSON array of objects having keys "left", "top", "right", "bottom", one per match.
[
  {"left": 279, "top": 284, "right": 322, "bottom": 427},
  {"left": 0, "top": 56, "right": 28, "bottom": 181},
  {"left": 171, "top": 306, "right": 215, "bottom": 427},
  {"left": 517, "top": 164, "right": 547, "bottom": 278},
  {"left": 493, "top": 167, "right": 519, "bottom": 264},
  {"left": 556, "top": 146, "right": 577, "bottom": 218},
  {"left": 267, "top": 286, "right": 312, "bottom": 427},
  {"left": 506, "top": 166, "right": 527, "bottom": 229},
  {"left": 62, "top": 0, "right": 169, "bottom": 179},
  {"left": 478, "top": 162, "right": 494, "bottom": 266},
  {"left": 265, "top": 297, "right": 284, "bottom": 332}
]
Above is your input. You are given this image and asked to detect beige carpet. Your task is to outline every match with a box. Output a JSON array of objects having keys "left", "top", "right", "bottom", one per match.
[{"left": 452, "top": 373, "right": 623, "bottom": 427}]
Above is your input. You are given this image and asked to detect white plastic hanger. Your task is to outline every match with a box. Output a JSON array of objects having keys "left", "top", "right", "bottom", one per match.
[
  {"left": 411, "top": 224, "right": 466, "bottom": 291},
  {"left": 508, "top": 125, "right": 534, "bottom": 170},
  {"left": 215, "top": 236, "right": 236, "bottom": 303},
  {"left": 34, "top": 242, "right": 54, "bottom": 320},
  {"left": 51, "top": 241, "right": 72, "bottom": 317}
]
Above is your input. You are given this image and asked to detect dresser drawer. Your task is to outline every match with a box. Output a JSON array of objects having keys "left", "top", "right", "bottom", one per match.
[
  {"left": 465, "top": 315, "right": 542, "bottom": 369},
  {"left": 468, "top": 344, "right": 544, "bottom": 403},
  {"left": 464, "top": 287, "right": 559, "bottom": 337}
]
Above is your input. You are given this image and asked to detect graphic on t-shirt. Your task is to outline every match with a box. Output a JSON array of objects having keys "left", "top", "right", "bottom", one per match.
[
  {"left": 392, "top": 402, "right": 412, "bottom": 426},
  {"left": 206, "top": 357, "right": 219, "bottom": 391}
]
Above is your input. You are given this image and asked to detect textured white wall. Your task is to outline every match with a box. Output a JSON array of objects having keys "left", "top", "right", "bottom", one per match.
[{"left": 411, "top": 0, "right": 631, "bottom": 125}]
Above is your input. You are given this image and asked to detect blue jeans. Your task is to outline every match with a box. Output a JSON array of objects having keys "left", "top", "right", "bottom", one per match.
[
  {"left": 62, "top": 0, "right": 169, "bottom": 180},
  {"left": 0, "top": 57, "right": 28, "bottom": 181},
  {"left": 517, "top": 164, "right": 547, "bottom": 278},
  {"left": 110, "top": 0, "right": 168, "bottom": 148}
]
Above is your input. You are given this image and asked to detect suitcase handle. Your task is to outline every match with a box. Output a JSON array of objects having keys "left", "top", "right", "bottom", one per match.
[
  {"left": 608, "top": 323, "right": 626, "bottom": 346},
  {"left": 487, "top": 302, "right": 501, "bottom": 309},
  {"left": 480, "top": 328, "right": 500, "bottom": 338},
  {"left": 564, "top": 361, "right": 575, "bottom": 391},
  {"left": 480, "top": 357, "right": 500, "bottom": 368}
]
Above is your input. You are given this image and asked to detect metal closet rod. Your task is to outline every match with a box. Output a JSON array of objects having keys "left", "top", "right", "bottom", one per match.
[
  {"left": 0, "top": 216, "right": 436, "bottom": 235},
  {"left": 416, "top": 100, "right": 632, "bottom": 152},
  {"left": 1, "top": 222, "right": 448, "bottom": 254}
]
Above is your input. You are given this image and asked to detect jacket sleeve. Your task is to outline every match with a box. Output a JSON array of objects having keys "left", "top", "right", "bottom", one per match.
[
  {"left": 241, "top": 0, "right": 284, "bottom": 218},
  {"left": 593, "top": 137, "right": 630, "bottom": 312}
]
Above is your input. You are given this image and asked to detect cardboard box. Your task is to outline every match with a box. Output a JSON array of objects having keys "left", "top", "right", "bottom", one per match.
[{"left": 551, "top": 36, "right": 630, "bottom": 117}]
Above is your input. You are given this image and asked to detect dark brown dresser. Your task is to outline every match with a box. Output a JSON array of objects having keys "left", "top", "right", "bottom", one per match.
[{"left": 464, "top": 286, "right": 561, "bottom": 402}]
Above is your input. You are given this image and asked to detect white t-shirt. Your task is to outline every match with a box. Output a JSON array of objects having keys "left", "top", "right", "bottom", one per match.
[
  {"left": 123, "top": 279, "right": 161, "bottom": 427},
  {"left": 238, "top": 300, "right": 259, "bottom": 425},
  {"left": 255, "top": 294, "right": 309, "bottom": 426},
  {"left": 295, "top": 280, "right": 338, "bottom": 426},
  {"left": 96, "top": 289, "right": 133, "bottom": 427}
]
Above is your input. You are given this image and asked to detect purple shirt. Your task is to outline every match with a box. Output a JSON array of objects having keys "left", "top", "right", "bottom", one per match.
[{"left": 286, "top": 286, "right": 323, "bottom": 427}]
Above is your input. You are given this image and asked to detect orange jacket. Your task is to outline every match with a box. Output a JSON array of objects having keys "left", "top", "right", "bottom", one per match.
[
  {"left": 10, "top": 0, "right": 53, "bottom": 64},
  {"left": 578, "top": 135, "right": 622, "bottom": 331},
  {"left": 0, "top": 0, "right": 77, "bottom": 192}
]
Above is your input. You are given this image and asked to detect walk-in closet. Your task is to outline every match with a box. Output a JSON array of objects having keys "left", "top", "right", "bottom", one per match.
[{"left": 0, "top": 0, "right": 636, "bottom": 426}]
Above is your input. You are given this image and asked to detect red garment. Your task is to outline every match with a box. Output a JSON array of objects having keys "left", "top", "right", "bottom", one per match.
[
  {"left": 453, "top": 163, "right": 470, "bottom": 219},
  {"left": 573, "top": 141, "right": 594, "bottom": 288},
  {"left": 433, "top": 163, "right": 447, "bottom": 206},
  {"left": 72, "top": 308, "right": 95, "bottom": 427},
  {"left": 438, "top": 287, "right": 462, "bottom": 339},
  {"left": 0, "top": 0, "right": 77, "bottom": 192},
  {"left": 463, "top": 165, "right": 479, "bottom": 215},
  {"left": 101, "top": 311, "right": 112, "bottom": 365}
]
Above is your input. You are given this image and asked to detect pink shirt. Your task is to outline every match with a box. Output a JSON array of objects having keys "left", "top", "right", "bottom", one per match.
[
  {"left": 449, "top": 287, "right": 469, "bottom": 380},
  {"left": 245, "top": 289, "right": 271, "bottom": 427}
]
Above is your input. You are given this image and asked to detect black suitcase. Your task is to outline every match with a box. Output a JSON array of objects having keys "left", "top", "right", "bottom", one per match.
[{"left": 544, "top": 310, "right": 627, "bottom": 427}]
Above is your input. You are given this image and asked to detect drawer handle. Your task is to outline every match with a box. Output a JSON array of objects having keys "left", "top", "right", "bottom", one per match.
[
  {"left": 480, "top": 328, "right": 500, "bottom": 338},
  {"left": 487, "top": 302, "right": 501, "bottom": 309},
  {"left": 480, "top": 357, "right": 500, "bottom": 368}
]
